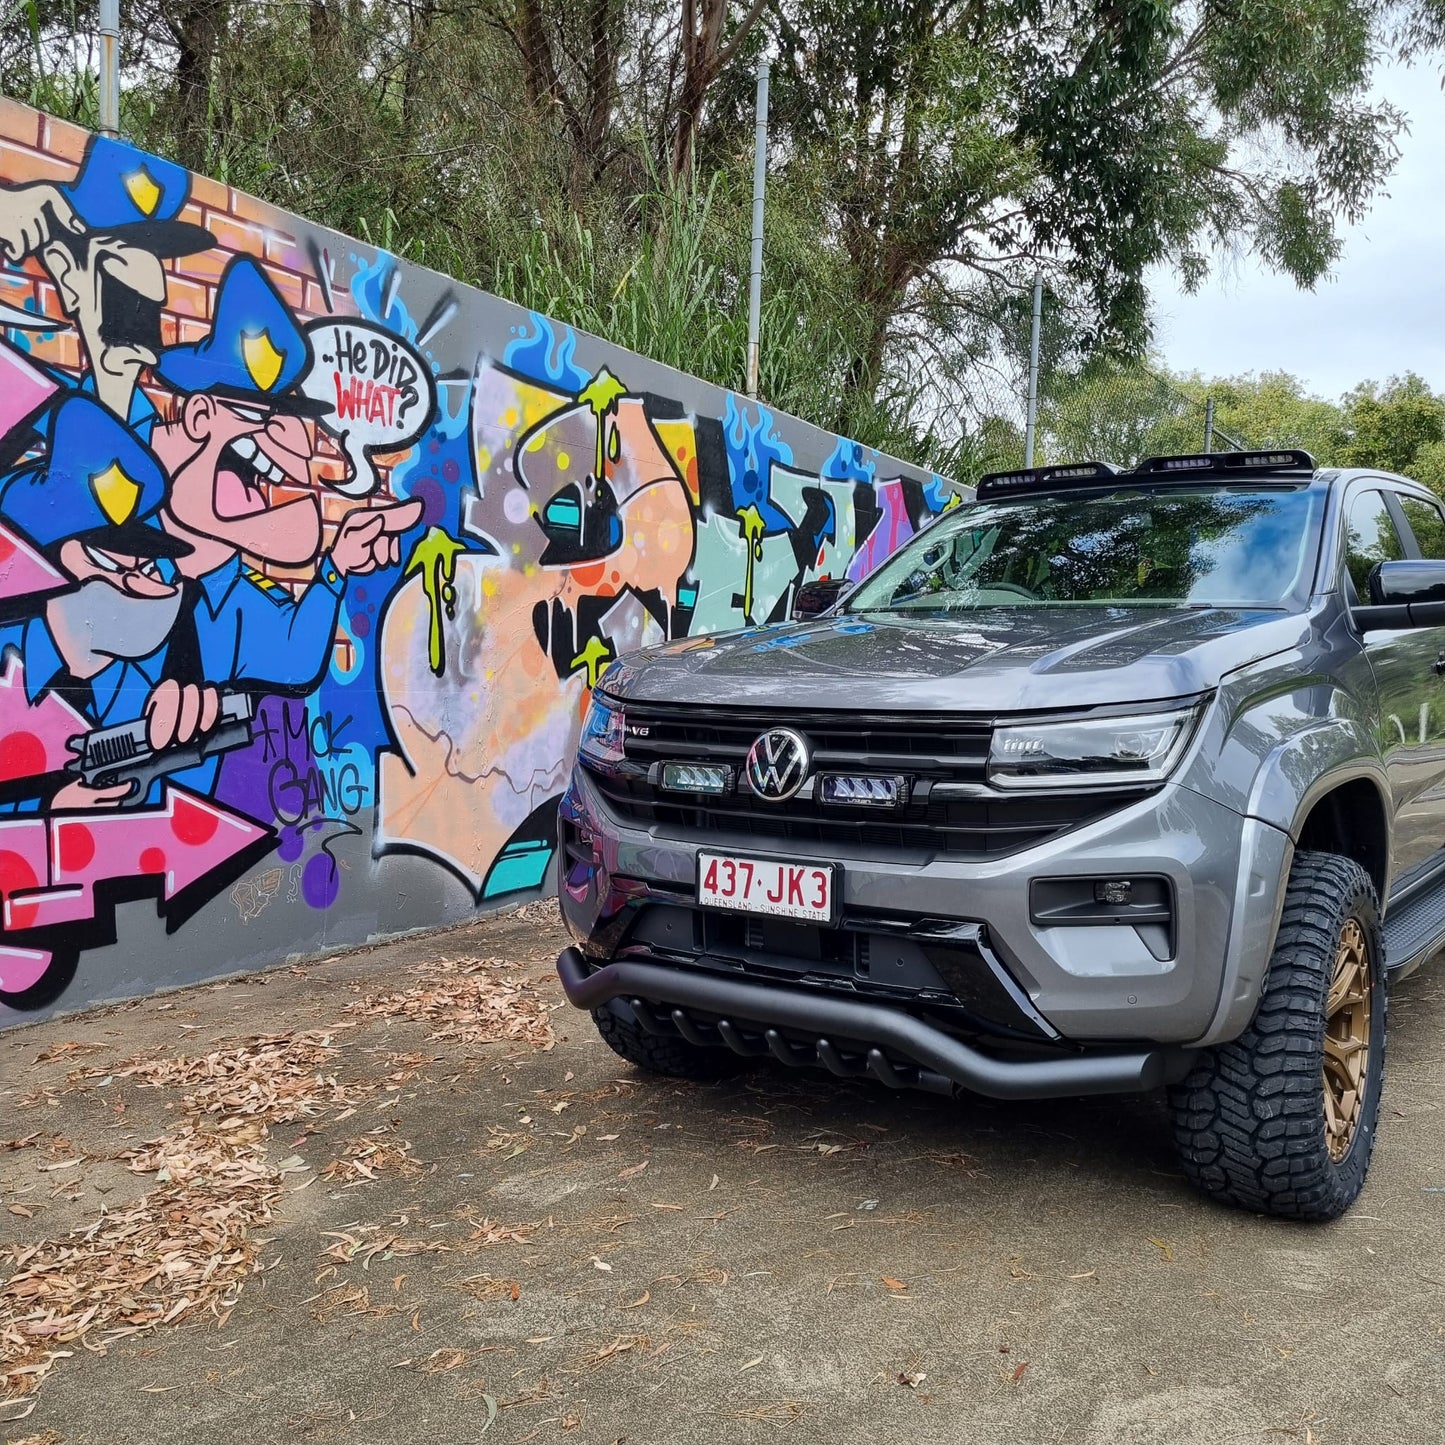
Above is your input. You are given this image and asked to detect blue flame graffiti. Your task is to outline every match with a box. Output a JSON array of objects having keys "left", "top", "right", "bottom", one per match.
[
  {"left": 503, "top": 313, "right": 590, "bottom": 391},
  {"left": 822, "top": 435, "right": 876, "bottom": 488},
  {"left": 723, "top": 394, "right": 794, "bottom": 534},
  {"left": 350, "top": 251, "right": 419, "bottom": 341},
  {"left": 923, "top": 472, "right": 955, "bottom": 514}
]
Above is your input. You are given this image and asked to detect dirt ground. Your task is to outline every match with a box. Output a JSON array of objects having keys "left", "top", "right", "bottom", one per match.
[{"left": 0, "top": 905, "right": 1442, "bottom": 1445}]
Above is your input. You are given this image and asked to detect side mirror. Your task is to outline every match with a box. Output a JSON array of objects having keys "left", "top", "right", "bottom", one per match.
[
  {"left": 1357, "top": 560, "right": 1445, "bottom": 629},
  {"left": 791, "top": 578, "right": 847, "bottom": 621},
  {"left": 1368, "top": 559, "right": 1445, "bottom": 605}
]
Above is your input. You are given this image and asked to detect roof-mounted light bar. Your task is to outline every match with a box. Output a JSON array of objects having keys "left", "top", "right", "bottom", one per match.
[
  {"left": 1131, "top": 449, "right": 1316, "bottom": 475},
  {"left": 975, "top": 460, "right": 1121, "bottom": 498}
]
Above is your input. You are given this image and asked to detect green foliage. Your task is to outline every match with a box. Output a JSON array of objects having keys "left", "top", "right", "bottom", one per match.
[
  {"left": 1336, "top": 374, "right": 1445, "bottom": 475},
  {"left": 1037, "top": 365, "right": 1445, "bottom": 497}
]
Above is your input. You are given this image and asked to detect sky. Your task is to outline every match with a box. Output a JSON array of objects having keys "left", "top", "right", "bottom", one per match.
[{"left": 1147, "top": 59, "right": 1445, "bottom": 402}]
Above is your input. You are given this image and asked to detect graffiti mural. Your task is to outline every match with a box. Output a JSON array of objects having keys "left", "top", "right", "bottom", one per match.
[{"left": 0, "top": 99, "right": 960, "bottom": 1021}]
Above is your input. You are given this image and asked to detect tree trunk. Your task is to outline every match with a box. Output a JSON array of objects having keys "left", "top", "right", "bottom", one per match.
[
  {"left": 172, "top": 0, "right": 229, "bottom": 174},
  {"left": 669, "top": 0, "right": 766, "bottom": 183}
]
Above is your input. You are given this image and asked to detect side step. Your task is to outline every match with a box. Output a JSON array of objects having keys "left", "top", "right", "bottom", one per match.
[{"left": 1383, "top": 876, "right": 1445, "bottom": 975}]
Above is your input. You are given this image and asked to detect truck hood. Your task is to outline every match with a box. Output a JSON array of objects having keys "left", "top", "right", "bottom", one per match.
[{"left": 603, "top": 607, "right": 1312, "bottom": 713}]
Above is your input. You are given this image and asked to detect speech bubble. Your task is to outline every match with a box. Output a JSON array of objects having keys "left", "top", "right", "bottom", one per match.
[{"left": 301, "top": 318, "right": 437, "bottom": 497}]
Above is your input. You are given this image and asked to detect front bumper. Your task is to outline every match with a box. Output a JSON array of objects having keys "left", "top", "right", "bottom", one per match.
[
  {"left": 558, "top": 946, "right": 1194, "bottom": 1099},
  {"left": 558, "top": 763, "right": 1291, "bottom": 1048}
]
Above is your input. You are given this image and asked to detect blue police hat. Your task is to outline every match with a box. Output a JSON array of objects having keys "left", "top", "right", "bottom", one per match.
[
  {"left": 154, "top": 256, "right": 332, "bottom": 417},
  {"left": 0, "top": 395, "right": 190, "bottom": 559},
  {"left": 61, "top": 136, "right": 213, "bottom": 258}
]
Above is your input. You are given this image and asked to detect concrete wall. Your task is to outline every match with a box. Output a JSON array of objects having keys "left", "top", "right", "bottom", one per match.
[{"left": 0, "top": 100, "right": 961, "bottom": 1024}]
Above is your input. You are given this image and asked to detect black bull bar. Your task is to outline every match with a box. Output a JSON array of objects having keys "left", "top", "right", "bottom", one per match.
[{"left": 557, "top": 947, "right": 1194, "bottom": 1101}]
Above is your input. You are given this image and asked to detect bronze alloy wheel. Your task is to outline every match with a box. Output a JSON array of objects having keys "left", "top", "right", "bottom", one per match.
[{"left": 1323, "top": 917, "right": 1373, "bottom": 1162}]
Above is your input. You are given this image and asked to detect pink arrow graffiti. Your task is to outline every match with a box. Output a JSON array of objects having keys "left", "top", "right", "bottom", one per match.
[
  {"left": 0, "top": 520, "right": 66, "bottom": 607},
  {"left": 0, "top": 788, "right": 271, "bottom": 995},
  {"left": 0, "top": 654, "right": 91, "bottom": 782}
]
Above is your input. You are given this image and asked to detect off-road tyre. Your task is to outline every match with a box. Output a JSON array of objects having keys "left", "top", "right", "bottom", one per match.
[
  {"left": 1168, "top": 850, "right": 1387, "bottom": 1221},
  {"left": 592, "top": 998, "right": 747, "bottom": 1081}
]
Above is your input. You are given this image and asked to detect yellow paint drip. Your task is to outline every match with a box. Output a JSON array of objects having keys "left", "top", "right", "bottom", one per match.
[
  {"left": 403, "top": 526, "right": 467, "bottom": 677},
  {"left": 737, "top": 503, "right": 767, "bottom": 623},
  {"left": 571, "top": 634, "right": 614, "bottom": 688},
  {"left": 580, "top": 367, "right": 626, "bottom": 481}
]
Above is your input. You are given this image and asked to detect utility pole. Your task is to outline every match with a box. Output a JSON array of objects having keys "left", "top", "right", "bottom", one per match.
[
  {"left": 1204, "top": 397, "right": 1215, "bottom": 455},
  {"left": 1024, "top": 271, "right": 1043, "bottom": 467},
  {"left": 98, "top": 0, "right": 120, "bottom": 138},
  {"left": 745, "top": 59, "right": 770, "bottom": 400}
]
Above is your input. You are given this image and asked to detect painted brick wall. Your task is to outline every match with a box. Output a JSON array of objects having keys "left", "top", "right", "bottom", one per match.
[{"left": 0, "top": 99, "right": 961, "bottom": 1024}]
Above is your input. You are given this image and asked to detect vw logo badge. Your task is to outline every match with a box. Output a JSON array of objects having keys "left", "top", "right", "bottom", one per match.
[{"left": 745, "top": 727, "right": 810, "bottom": 801}]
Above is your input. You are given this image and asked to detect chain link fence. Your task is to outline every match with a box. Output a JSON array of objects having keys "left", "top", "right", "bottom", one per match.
[{"left": 932, "top": 286, "right": 1254, "bottom": 487}]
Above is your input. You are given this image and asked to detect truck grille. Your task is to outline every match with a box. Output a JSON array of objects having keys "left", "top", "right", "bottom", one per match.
[{"left": 590, "top": 701, "right": 1150, "bottom": 859}]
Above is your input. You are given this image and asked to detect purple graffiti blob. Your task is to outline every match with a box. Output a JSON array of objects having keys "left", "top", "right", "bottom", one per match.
[
  {"left": 351, "top": 611, "right": 371, "bottom": 639},
  {"left": 276, "top": 826, "right": 306, "bottom": 863},
  {"left": 302, "top": 852, "right": 340, "bottom": 909},
  {"left": 410, "top": 475, "right": 445, "bottom": 527}
]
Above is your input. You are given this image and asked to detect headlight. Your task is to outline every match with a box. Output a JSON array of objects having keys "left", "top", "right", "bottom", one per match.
[
  {"left": 987, "top": 705, "right": 1200, "bottom": 790},
  {"left": 578, "top": 692, "right": 626, "bottom": 772}
]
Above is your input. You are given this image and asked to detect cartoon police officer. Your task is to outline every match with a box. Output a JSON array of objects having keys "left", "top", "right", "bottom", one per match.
[
  {"left": 0, "top": 135, "right": 213, "bottom": 433},
  {"left": 0, "top": 395, "right": 221, "bottom": 809},
  {"left": 148, "top": 255, "right": 420, "bottom": 693}
]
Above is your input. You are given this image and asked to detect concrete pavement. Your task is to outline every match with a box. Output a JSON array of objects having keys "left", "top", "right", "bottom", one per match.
[{"left": 1, "top": 905, "right": 1442, "bottom": 1445}]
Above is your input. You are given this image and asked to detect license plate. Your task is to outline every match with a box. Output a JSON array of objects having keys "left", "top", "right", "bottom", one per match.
[{"left": 696, "top": 851, "right": 836, "bottom": 923}]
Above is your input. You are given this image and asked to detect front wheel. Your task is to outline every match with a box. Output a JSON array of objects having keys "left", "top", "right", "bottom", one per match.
[
  {"left": 1168, "top": 851, "right": 1387, "bottom": 1221},
  {"left": 591, "top": 998, "right": 748, "bottom": 1081}
]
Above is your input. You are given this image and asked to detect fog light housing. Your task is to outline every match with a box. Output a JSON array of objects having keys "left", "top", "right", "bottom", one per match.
[
  {"left": 819, "top": 774, "right": 909, "bottom": 808},
  {"left": 1094, "top": 879, "right": 1133, "bottom": 905},
  {"left": 661, "top": 762, "right": 732, "bottom": 795}
]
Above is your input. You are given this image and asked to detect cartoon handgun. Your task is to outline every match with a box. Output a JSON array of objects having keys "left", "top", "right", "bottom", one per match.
[{"left": 65, "top": 692, "right": 256, "bottom": 807}]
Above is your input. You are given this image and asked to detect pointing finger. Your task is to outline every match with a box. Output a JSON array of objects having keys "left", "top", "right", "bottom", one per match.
[
  {"left": 377, "top": 499, "right": 425, "bottom": 533},
  {"left": 341, "top": 511, "right": 387, "bottom": 540}
]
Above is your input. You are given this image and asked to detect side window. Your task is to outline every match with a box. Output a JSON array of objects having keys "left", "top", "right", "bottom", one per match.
[
  {"left": 1400, "top": 495, "right": 1445, "bottom": 561},
  {"left": 1343, "top": 490, "right": 1406, "bottom": 596}
]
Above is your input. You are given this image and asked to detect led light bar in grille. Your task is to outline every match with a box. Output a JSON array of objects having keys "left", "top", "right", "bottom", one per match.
[
  {"left": 661, "top": 762, "right": 732, "bottom": 795},
  {"left": 819, "top": 774, "right": 909, "bottom": 808}
]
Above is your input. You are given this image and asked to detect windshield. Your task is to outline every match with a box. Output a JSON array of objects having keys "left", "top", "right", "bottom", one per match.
[{"left": 844, "top": 485, "right": 1324, "bottom": 614}]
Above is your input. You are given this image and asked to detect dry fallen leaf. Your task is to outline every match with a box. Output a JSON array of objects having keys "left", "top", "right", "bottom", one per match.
[
  {"left": 617, "top": 1161, "right": 648, "bottom": 1180},
  {"left": 347, "top": 959, "right": 556, "bottom": 1051},
  {"left": 1011, "top": 1361, "right": 1030, "bottom": 1383},
  {"left": 2, "top": 1124, "right": 282, "bottom": 1402},
  {"left": 620, "top": 1292, "right": 650, "bottom": 1310},
  {"left": 898, "top": 1371, "right": 927, "bottom": 1389},
  {"left": 740, "top": 1355, "right": 764, "bottom": 1372},
  {"left": 591, "top": 1256, "right": 613, "bottom": 1272},
  {"left": 1147, "top": 1237, "right": 1174, "bottom": 1263},
  {"left": 881, "top": 1277, "right": 908, "bottom": 1291}
]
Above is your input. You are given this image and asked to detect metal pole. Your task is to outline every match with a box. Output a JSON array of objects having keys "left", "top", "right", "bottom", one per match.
[
  {"left": 1023, "top": 271, "right": 1042, "bottom": 467},
  {"left": 745, "top": 59, "right": 770, "bottom": 400},
  {"left": 1204, "top": 397, "right": 1215, "bottom": 455},
  {"left": 98, "top": 0, "right": 120, "bottom": 138}
]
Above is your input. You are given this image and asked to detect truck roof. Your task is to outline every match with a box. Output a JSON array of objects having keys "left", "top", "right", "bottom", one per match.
[{"left": 974, "top": 450, "right": 1342, "bottom": 502}]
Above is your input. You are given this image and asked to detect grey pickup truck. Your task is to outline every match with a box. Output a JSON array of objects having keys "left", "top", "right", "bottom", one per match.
[{"left": 555, "top": 449, "right": 1445, "bottom": 1220}]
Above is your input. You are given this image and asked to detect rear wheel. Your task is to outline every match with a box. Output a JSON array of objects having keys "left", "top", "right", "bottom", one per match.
[
  {"left": 1168, "top": 851, "right": 1387, "bottom": 1221},
  {"left": 591, "top": 999, "right": 748, "bottom": 1081}
]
